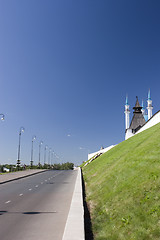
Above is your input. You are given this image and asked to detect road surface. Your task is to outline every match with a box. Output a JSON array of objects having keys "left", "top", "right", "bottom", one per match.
[{"left": 0, "top": 170, "right": 78, "bottom": 240}]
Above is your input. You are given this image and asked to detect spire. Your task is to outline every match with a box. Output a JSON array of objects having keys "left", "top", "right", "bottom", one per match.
[
  {"left": 147, "top": 89, "right": 153, "bottom": 120},
  {"left": 129, "top": 96, "right": 146, "bottom": 132},
  {"left": 124, "top": 94, "right": 130, "bottom": 130},
  {"left": 142, "top": 100, "right": 144, "bottom": 108},
  {"left": 148, "top": 89, "right": 151, "bottom": 100},
  {"left": 125, "top": 95, "right": 129, "bottom": 105},
  {"left": 134, "top": 96, "right": 141, "bottom": 110}
]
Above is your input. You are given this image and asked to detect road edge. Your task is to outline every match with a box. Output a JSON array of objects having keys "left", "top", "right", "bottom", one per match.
[{"left": 62, "top": 167, "right": 85, "bottom": 240}]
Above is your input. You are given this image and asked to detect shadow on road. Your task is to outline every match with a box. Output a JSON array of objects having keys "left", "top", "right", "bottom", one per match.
[{"left": 0, "top": 211, "right": 57, "bottom": 215}]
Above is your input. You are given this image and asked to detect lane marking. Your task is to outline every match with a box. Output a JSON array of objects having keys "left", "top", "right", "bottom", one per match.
[
  {"left": 19, "top": 193, "right": 23, "bottom": 196},
  {"left": 29, "top": 188, "right": 32, "bottom": 191},
  {"left": 35, "top": 185, "right": 39, "bottom": 188},
  {"left": 5, "top": 200, "right": 11, "bottom": 204},
  {"left": 45, "top": 180, "right": 47, "bottom": 182}
]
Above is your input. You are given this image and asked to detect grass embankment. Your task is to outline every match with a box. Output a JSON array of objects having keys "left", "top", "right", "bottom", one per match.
[{"left": 82, "top": 123, "right": 160, "bottom": 240}]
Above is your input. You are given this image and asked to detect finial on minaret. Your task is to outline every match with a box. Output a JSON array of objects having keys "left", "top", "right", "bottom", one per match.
[
  {"left": 126, "top": 95, "right": 129, "bottom": 105},
  {"left": 124, "top": 95, "right": 130, "bottom": 130},
  {"left": 148, "top": 89, "right": 151, "bottom": 100},
  {"left": 147, "top": 89, "right": 153, "bottom": 120}
]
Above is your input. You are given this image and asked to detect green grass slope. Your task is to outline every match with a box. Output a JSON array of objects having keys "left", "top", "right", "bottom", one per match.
[{"left": 82, "top": 123, "right": 160, "bottom": 240}]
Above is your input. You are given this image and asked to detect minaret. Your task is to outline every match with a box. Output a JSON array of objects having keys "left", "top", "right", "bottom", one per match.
[
  {"left": 147, "top": 89, "right": 153, "bottom": 120},
  {"left": 141, "top": 100, "right": 145, "bottom": 116},
  {"left": 124, "top": 96, "right": 130, "bottom": 130}
]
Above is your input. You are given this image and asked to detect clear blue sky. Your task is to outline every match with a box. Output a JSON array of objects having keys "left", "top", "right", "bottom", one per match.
[{"left": 0, "top": 0, "right": 160, "bottom": 165}]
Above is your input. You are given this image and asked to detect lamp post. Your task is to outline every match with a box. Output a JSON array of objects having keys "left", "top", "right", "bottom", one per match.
[
  {"left": 51, "top": 151, "right": 54, "bottom": 166},
  {"left": 52, "top": 150, "right": 55, "bottom": 165},
  {"left": 17, "top": 127, "right": 25, "bottom": 170},
  {"left": 38, "top": 141, "right": 43, "bottom": 167},
  {"left": 48, "top": 148, "right": 52, "bottom": 166},
  {"left": 30, "top": 136, "right": 36, "bottom": 168},
  {"left": 44, "top": 145, "right": 48, "bottom": 165}
]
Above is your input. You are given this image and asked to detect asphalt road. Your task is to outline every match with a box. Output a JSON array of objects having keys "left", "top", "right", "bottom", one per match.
[{"left": 0, "top": 170, "right": 78, "bottom": 240}]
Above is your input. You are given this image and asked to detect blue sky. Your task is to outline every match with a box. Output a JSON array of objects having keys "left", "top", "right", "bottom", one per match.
[{"left": 0, "top": 0, "right": 160, "bottom": 165}]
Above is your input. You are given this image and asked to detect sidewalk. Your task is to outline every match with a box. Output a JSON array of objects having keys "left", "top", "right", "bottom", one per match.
[
  {"left": 0, "top": 169, "right": 47, "bottom": 184},
  {"left": 62, "top": 167, "right": 85, "bottom": 240}
]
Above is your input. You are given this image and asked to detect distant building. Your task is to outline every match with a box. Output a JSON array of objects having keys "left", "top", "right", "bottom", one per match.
[
  {"left": 87, "top": 90, "right": 159, "bottom": 162},
  {"left": 125, "top": 90, "right": 155, "bottom": 140}
]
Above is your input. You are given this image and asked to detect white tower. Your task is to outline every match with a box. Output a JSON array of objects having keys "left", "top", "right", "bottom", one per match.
[
  {"left": 124, "top": 96, "right": 130, "bottom": 129},
  {"left": 141, "top": 100, "right": 145, "bottom": 116},
  {"left": 147, "top": 89, "right": 153, "bottom": 120}
]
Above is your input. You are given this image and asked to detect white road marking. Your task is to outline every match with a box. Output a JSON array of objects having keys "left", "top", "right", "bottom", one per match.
[
  {"left": 29, "top": 188, "right": 32, "bottom": 191},
  {"left": 5, "top": 201, "right": 11, "bottom": 204},
  {"left": 45, "top": 180, "right": 47, "bottom": 182},
  {"left": 35, "top": 185, "right": 39, "bottom": 188},
  {"left": 19, "top": 193, "right": 23, "bottom": 196}
]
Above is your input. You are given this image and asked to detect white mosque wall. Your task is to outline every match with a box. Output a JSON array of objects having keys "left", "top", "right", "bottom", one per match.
[
  {"left": 125, "top": 129, "right": 134, "bottom": 140},
  {"left": 136, "top": 110, "right": 160, "bottom": 135},
  {"left": 88, "top": 145, "right": 115, "bottom": 160}
]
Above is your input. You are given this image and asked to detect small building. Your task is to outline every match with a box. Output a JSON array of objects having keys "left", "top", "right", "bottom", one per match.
[{"left": 125, "top": 90, "right": 153, "bottom": 140}]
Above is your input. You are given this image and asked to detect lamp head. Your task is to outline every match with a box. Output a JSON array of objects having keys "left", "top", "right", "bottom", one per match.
[
  {"left": 0, "top": 114, "right": 5, "bottom": 121},
  {"left": 20, "top": 127, "right": 25, "bottom": 133}
]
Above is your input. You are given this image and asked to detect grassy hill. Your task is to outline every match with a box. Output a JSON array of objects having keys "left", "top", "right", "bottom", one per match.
[{"left": 82, "top": 123, "right": 160, "bottom": 240}]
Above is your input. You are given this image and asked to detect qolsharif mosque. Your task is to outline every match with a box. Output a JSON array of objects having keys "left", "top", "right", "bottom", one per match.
[
  {"left": 87, "top": 90, "right": 160, "bottom": 162},
  {"left": 125, "top": 90, "right": 160, "bottom": 140}
]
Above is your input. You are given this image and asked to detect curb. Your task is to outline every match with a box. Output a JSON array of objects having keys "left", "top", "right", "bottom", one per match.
[
  {"left": 0, "top": 170, "right": 48, "bottom": 185},
  {"left": 62, "top": 167, "right": 85, "bottom": 240}
]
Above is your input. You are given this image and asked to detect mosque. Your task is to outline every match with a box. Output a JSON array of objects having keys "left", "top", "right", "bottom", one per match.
[
  {"left": 87, "top": 90, "right": 160, "bottom": 161},
  {"left": 125, "top": 90, "right": 160, "bottom": 140}
]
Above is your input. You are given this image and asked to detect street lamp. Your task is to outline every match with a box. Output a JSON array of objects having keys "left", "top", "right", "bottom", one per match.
[
  {"left": 44, "top": 145, "right": 48, "bottom": 165},
  {"left": 51, "top": 150, "right": 54, "bottom": 165},
  {"left": 52, "top": 150, "right": 55, "bottom": 165},
  {"left": 38, "top": 141, "right": 43, "bottom": 167},
  {"left": 48, "top": 148, "right": 52, "bottom": 166},
  {"left": 17, "top": 127, "right": 25, "bottom": 170},
  {"left": 0, "top": 114, "right": 5, "bottom": 121},
  {"left": 30, "top": 136, "right": 36, "bottom": 168}
]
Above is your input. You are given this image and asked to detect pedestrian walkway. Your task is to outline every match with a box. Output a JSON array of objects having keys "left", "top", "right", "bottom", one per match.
[
  {"left": 0, "top": 169, "right": 47, "bottom": 184},
  {"left": 62, "top": 167, "right": 85, "bottom": 240}
]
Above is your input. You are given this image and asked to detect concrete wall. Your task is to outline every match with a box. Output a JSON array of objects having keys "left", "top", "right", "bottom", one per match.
[
  {"left": 125, "top": 111, "right": 160, "bottom": 140},
  {"left": 136, "top": 110, "right": 160, "bottom": 135},
  {"left": 88, "top": 145, "right": 115, "bottom": 160},
  {"left": 125, "top": 129, "right": 134, "bottom": 140}
]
